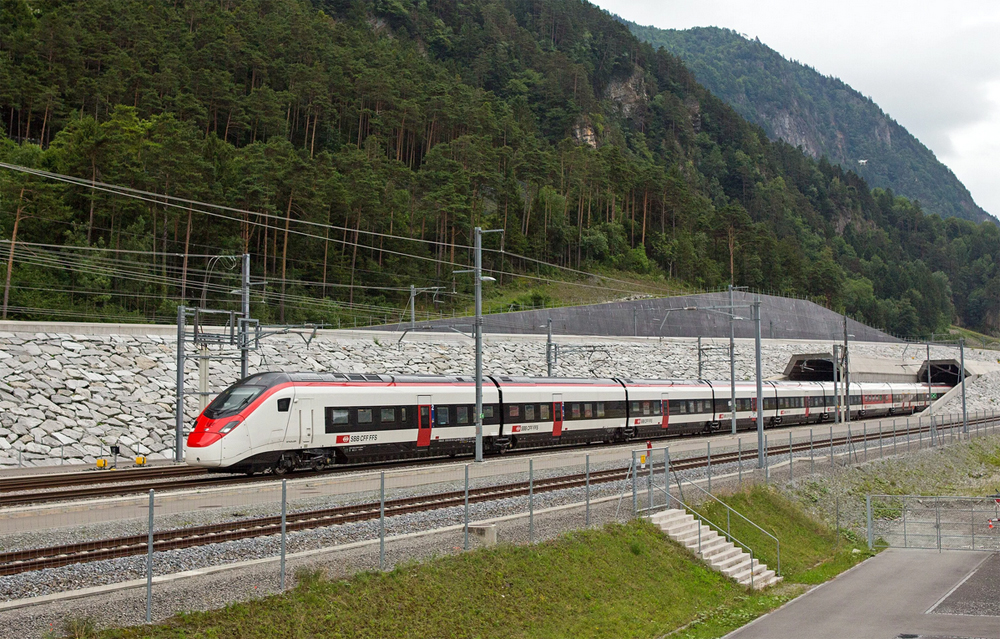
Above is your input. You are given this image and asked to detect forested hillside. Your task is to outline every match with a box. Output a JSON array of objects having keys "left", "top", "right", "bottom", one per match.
[
  {"left": 626, "top": 24, "right": 993, "bottom": 225},
  {"left": 0, "top": 0, "right": 998, "bottom": 337}
]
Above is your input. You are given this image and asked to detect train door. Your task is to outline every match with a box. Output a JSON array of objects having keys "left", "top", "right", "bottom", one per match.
[
  {"left": 417, "top": 395, "right": 432, "bottom": 448},
  {"left": 804, "top": 395, "right": 810, "bottom": 418},
  {"left": 297, "top": 398, "right": 314, "bottom": 446},
  {"left": 552, "top": 394, "right": 563, "bottom": 437},
  {"left": 661, "top": 394, "right": 670, "bottom": 429}
]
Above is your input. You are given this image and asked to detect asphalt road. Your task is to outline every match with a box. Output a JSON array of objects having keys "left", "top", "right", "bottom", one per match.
[{"left": 728, "top": 549, "right": 1000, "bottom": 639}]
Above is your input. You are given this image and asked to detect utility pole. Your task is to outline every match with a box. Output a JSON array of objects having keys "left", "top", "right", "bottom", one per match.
[
  {"left": 410, "top": 284, "right": 416, "bottom": 329},
  {"left": 175, "top": 305, "right": 185, "bottom": 463},
  {"left": 729, "top": 284, "right": 737, "bottom": 435},
  {"left": 405, "top": 285, "right": 443, "bottom": 331},
  {"left": 754, "top": 297, "right": 764, "bottom": 468},
  {"left": 843, "top": 315, "right": 850, "bottom": 426},
  {"left": 474, "top": 228, "right": 484, "bottom": 462},
  {"left": 960, "top": 338, "right": 968, "bottom": 434},
  {"left": 240, "top": 253, "right": 250, "bottom": 380},
  {"left": 546, "top": 317, "right": 553, "bottom": 377},
  {"left": 833, "top": 344, "right": 840, "bottom": 424},
  {"left": 926, "top": 342, "right": 932, "bottom": 415},
  {"left": 456, "top": 227, "right": 502, "bottom": 463}
]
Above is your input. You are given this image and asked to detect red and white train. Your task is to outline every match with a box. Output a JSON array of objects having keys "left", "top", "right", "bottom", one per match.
[{"left": 185, "top": 372, "right": 949, "bottom": 474}]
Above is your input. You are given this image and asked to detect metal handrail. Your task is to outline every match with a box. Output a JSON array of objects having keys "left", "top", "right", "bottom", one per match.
[
  {"left": 674, "top": 474, "right": 781, "bottom": 576},
  {"left": 661, "top": 492, "right": 760, "bottom": 590}
]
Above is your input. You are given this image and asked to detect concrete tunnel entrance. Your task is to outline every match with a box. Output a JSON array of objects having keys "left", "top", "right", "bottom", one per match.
[{"left": 785, "top": 353, "right": 965, "bottom": 386}]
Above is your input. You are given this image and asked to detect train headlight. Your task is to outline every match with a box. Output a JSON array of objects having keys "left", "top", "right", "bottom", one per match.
[{"left": 219, "top": 418, "right": 243, "bottom": 434}]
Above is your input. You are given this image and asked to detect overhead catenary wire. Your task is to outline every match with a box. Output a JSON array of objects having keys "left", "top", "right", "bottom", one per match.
[{"left": 0, "top": 163, "right": 677, "bottom": 298}]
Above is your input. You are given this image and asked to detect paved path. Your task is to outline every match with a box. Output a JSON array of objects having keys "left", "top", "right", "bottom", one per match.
[{"left": 729, "top": 549, "right": 1000, "bottom": 639}]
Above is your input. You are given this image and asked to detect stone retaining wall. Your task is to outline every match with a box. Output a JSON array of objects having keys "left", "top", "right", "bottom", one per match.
[{"left": 0, "top": 327, "right": 997, "bottom": 467}]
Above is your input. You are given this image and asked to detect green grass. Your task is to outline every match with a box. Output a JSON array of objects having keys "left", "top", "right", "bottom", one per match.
[
  {"left": 947, "top": 325, "right": 1000, "bottom": 349},
  {"left": 93, "top": 522, "right": 756, "bottom": 639},
  {"left": 69, "top": 488, "right": 869, "bottom": 639}
]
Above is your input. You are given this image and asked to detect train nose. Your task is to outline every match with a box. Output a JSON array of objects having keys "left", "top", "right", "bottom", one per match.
[{"left": 185, "top": 437, "right": 223, "bottom": 467}]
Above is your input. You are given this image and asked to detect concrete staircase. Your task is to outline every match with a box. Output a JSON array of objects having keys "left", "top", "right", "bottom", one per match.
[{"left": 651, "top": 508, "right": 782, "bottom": 589}]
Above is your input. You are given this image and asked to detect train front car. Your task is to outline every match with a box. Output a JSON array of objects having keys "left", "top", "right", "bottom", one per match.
[{"left": 186, "top": 372, "right": 293, "bottom": 473}]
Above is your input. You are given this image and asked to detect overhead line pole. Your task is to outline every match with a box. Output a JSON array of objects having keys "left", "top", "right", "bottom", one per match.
[
  {"left": 240, "top": 253, "right": 250, "bottom": 380},
  {"left": 456, "top": 227, "right": 503, "bottom": 463},
  {"left": 729, "top": 284, "right": 737, "bottom": 435},
  {"left": 754, "top": 297, "right": 764, "bottom": 468}
]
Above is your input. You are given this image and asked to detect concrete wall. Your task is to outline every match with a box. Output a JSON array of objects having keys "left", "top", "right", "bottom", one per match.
[
  {"left": 1, "top": 323, "right": 992, "bottom": 468},
  {"left": 378, "top": 291, "right": 897, "bottom": 342}
]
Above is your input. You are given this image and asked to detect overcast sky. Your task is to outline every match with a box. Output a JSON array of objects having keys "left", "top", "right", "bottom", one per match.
[{"left": 593, "top": 0, "right": 1000, "bottom": 218}]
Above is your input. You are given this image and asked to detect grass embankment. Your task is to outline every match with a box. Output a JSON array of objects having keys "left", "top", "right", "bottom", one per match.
[{"left": 70, "top": 488, "right": 868, "bottom": 639}]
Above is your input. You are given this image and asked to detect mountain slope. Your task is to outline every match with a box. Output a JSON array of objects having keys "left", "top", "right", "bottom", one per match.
[
  {"left": 626, "top": 24, "right": 993, "bottom": 225},
  {"left": 0, "top": 0, "right": 999, "bottom": 336}
]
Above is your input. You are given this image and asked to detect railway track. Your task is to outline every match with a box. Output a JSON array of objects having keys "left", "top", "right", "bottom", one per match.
[
  {"left": 0, "top": 413, "right": 988, "bottom": 508},
  {"left": 0, "top": 468, "right": 628, "bottom": 575},
  {"left": 1, "top": 414, "right": 992, "bottom": 576}
]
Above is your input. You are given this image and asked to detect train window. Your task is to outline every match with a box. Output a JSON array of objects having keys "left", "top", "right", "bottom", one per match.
[
  {"left": 631, "top": 401, "right": 640, "bottom": 414},
  {"left": 509, "top": 405, "right": 519, "bottom": 418},
  {"left": 277, "top": 398, "right": 291, "bottom": 412},
  {"left": 553, "top": 403, "right": 562, "bottom": 421},
  {"left": 608, "top": 401, "right": 627, "bottom": 418},
  {"left": 652, "top": 401, "right": 661, "bottom": 416},
  {"left": 596, "top": 403, "right": 605, "bottom": 418},
  {"left": 436, "top": 407, "right": 450, "bottom": 426},
  {"left": 380, "top": 407, "right": 395, "bottom": 423},
  {"left": 571, "top": 404, "right": 581, "bottom": 419},
  {"left": 525, "top": 405, "right": 535, "bottom": 421},
  {"left": 686, "top": 400, "right": 695, "bottom": 414},
  {"left": 357, "top": 408, "right": 373, "bottom": 424},
  {"left": 457, "top": 406, "right": 469, "bottom": 425},
  {"left": 540, "top": 404, "right": 550, "bottom": 420},
  {"left": 584, "top": 404, "right": 593, "bottom": 418},
  {"left": 484, "top": 405, "right": 495, "bottom": 419},
  {"left": 400, "top": 407, "right": 410, "bottom": 426},
  {"left": 641, "top": 401, "right": 650, "bottom": 416},
  {"left": 325, "top": 408, "right": 351, "bottom": 434}
]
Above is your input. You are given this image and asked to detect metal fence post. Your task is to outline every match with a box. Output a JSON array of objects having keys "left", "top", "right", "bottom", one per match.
[
  {"left": 810, "top": 429, "right": 814, "bottom": 475},
  {"left": 764, "top": 434, "right": 769, "bottom": 483},
  {"left": 830, "top": 426, "right": 835, "bottom": 470},
  {"left": 631, "top": 450, "right": 638, "bottom": 516},
  {"left": 585, "top": 454, "right": 591, "bottom": 527},
  {"left": 866, "top": 495, "right": 873, "bottom": 549},
  {"left": 737, "top": 438, "right": 742, "bottom": 484},
  {"left": 280, "top": 479, "right": 287, "bottom": 590},
  {"left": 863, "top": 423, "right": 868, "bottom": 461},
  {"left": 707, "top": 441, "right": 711, "bottom": 492},
  {"left": 379, "top": 471, "right": 386, "bottom": 570},
  {"left": 146, "top": 489, "right": 154, "bottom": 623},
  {"left": 836, "top": 495, "right": 840, "bottom": 539},
  {"left": 529, "top": 459, "right": 534, "bottom": 543},
  {"left": 648, "top": 445, "right": 654, "bottom": 509},
  {"left": 789, "top": 431, "right": 793, "bottom": 482},
  {"left": 892, "top": 420, "right": 897, "bottom": 455},
  {"left": 664, "top": 448, "right": 670, "bottom": 506},
  {"left": 903, "top": 498, "right": 908, "bottom": 547},
  {"left": 971, "top": 501, "right": 975, "bottom": 550},
  {"left": 936, "top": 497, "right": 941, "bottom": 552},
  {"left": 464, "top": 464, "right": 470, "bottom": 551}
]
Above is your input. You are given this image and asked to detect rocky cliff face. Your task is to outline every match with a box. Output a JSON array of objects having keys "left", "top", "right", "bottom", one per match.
[{"left": 627, "top": 24, "right": 994, "bottom": 224}]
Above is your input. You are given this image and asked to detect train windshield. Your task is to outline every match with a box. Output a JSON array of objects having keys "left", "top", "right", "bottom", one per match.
[{"left": 204, "top": 385, "right": 265, "bottom": 418}]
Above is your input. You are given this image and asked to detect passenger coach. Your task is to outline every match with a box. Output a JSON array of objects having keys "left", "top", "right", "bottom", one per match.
[{"left": 186, "top": 372, "right": 950, "bottom": 474}]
